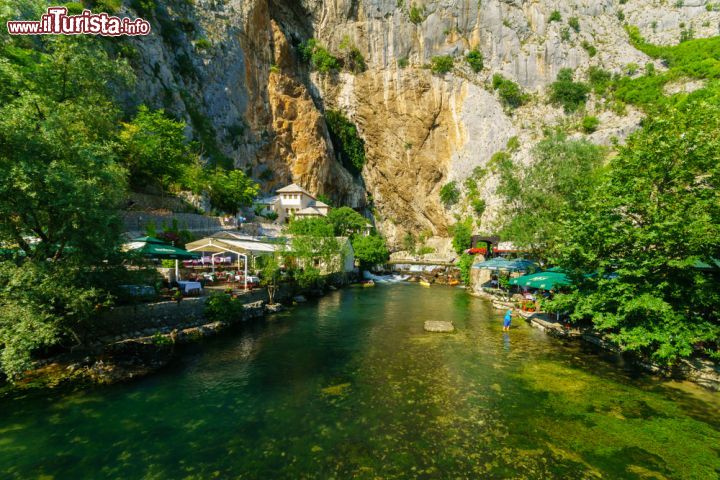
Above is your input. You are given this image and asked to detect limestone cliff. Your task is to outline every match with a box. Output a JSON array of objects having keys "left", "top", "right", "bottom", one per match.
[{"left": 123, "top": 0, "right": 719, "bottom": 244}]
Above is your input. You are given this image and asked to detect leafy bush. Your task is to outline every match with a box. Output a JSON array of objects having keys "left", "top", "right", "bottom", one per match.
[
  {"left": 548, "top": 68, "right": 590, "bottom": 113},
  {"left": 458, "top": 253, "right": 474, "bottom": 285},
  {"left": 205, "top": 294, "right": 244, "bottom": 322},
  {"left": 409, "top": 4, "right": 425, "bottom": 24},
  {"left": 466, "top": 49, "right": 484, "bottom": 73},
  {"left": 327, "top": 207, "right": 369, "bottom": 237},
  {"left": 568, "top": 17, "right": 580, "bottom": 32},
  {"left": 471, "top": 198, "right": 487, "bottom": 217},
  {"left": 294, "top": 267, "right": 322, "bottom": 289},
  {"left": 403, "top": 232, "right": 416, "bottom": 253},
  {"left": 120, "top": 105, "right": 196, "bottom": 191},
  {"left": 439, "top": 181, "right": 460, "bottom": 205},
  {"left": 560, "top": 27, "right": 571, "bottom": 42},
  {"left": 339, "top": 36, "right": 367, "bottom": 74},
  {"left": 581, "top": 41, "right": 597, "bottom": 57},
  {"left": 325, "top": 110, "right": 366, "bottom": 173},
  {"left": 299, "top": 39, "right": 340, "bottom": 73},
  {"left": 417, "top": 246, "right": 436, "bottom": 255},
  {"left": 430, "top": 55, "right": 454, "bottom": 74},
  {"left": 492, "top": 74, "right": 529, "bottom": 109},
  {"left": 587, "top": 66, "right": 612, "bottom": 95},
  {"left": 581, "top": 115, "right": 600, "bottom": 133},
  {"left": 552, "top": 101, "right": 720, "bottom": 364},
  {"left": 398, "top": 57, "right": 409, "bottom": 68},
  {"left": 549, "top": 10, "right": 561, "bottom": 22},
  {"left": 195, "top": 38, "right": 212, "bottom": 51}
]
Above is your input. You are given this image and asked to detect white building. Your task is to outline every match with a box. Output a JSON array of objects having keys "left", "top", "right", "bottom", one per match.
[{"left": 255, "top": 183, "right": 330, "bottom": 224}]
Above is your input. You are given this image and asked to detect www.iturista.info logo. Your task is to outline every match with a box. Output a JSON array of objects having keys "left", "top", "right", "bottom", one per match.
[{"left": 7, "top": 7, "right": 151, "bottom": 36}]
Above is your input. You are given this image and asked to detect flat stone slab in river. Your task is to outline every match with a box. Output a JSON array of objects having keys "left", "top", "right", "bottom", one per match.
[{"left": 424, "top": 321, "right": 455, "bottom": 333}]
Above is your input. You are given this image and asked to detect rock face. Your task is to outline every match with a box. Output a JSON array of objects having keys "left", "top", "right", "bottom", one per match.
[{"left": 122, "top": 0, "right": 718, "bottom": 243}]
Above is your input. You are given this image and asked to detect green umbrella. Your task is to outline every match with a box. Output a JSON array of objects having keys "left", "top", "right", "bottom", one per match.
[
  {"left": 131, "top": 236, "right": 167, "bottom": 244},
  {"left": 124, "top": 239, "right": 200, "bottom": 260},
  {"left": 509, "top": 270, "right": 571, "bottom": 290}
]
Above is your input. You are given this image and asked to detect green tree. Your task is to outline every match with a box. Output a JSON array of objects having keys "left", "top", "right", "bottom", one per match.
[
  {"left": 0, "top": 260, "right": 113, "bottom": 379},
  {"left": 288, "top": 217, "right": 335, "bottom": 237},
  {"left": 289, "top": 226, "right": 343, "bottom": 287},
  {"left": 451, "top": 218, "right": 473, "bottom": 255},
  {"left": 327, "top": 207, "right": 369, "bottom": 237},
  {"left": 0, "top": 34, "right": 131, "bottom": 261},
  {"left": 352, "top": 234, "right": 389, "bottom": 270},
  {"left": 552, "top": 101, "right": 720, "bottom": 364},
  {"left": 549, "top": 68, "right": 590, "bottom": 113},
  {"left": 495, "top": 133, "right": 606, "bottom": 258},
  {"left": 259, "top": 252, "right": 283, "bottom": 304},
  {"left": 206, "top": 168, "right": 259, "bottom": 214},
  {"left": 120, "top": 105, "right": 196, "bottom": 191}
]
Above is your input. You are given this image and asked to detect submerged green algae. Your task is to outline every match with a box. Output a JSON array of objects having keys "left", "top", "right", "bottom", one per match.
[{"left": 0, "top": 285, "right": 717, "bottom": 479}]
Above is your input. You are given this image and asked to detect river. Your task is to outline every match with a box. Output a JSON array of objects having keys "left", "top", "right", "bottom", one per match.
[{"left": 1, "top": 284, "right": 718, "bottom": 479}]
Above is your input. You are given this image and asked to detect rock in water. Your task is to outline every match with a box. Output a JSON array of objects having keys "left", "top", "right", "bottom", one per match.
[{"left": 424, "top": 321, "right": 455, "bottom": 333}]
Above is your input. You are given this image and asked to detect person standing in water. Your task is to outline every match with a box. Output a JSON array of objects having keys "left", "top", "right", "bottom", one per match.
[{"left": 503, "top": 309, "right": 512, "bottom": 332}]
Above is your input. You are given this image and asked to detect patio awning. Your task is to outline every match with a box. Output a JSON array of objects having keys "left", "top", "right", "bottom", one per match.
[
  {"left": 185, "top": 237, "right": 285, "bottom": 256},
  {"left": 472, "top": 257, "right": 537, "bottom": 272}
]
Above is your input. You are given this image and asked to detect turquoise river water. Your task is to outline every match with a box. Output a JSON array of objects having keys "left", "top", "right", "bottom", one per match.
[{"left": 0, "top": 284, "right": 718, "bottom": 479}]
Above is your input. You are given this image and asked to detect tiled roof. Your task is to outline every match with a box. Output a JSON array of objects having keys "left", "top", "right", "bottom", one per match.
[
  {"left": 308, "top": 199, "right": 329, "bottom": 208},
  {"left": 295, "top": 207, "right": 324, "bottom": 216},
  {"left": 276, "top": 183, "right": 313, "bottom": 196}
]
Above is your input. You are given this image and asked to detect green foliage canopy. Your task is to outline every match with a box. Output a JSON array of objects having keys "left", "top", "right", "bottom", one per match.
[
  {"left": 327, "top": 207, "right": 370, "bottom": 237},
  {"left": 352, "top": 234, "right": 389, "bottom": 270},
  {"left": 206, "top": 168, "right": 259, "bottom": 215},
  {"left": 0, "top": 34, "right": 131, "bottom": 261},
  {"left": 551, "top": 101, "right": 720, "bottom": 364},
  {"left": 119, "top": 106, "right": 196, "bottom": 191},
  {"left": 495, "top": 134, "right": 606, "bottom": 258}
]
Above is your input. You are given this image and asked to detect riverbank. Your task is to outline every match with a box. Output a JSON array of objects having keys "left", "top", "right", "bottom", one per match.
[
  {"left": 4, "top": 274, "right": 357, "bottom": 393},
  {"left": 470, "top": 289, "right": 720, "bottom": 391}
]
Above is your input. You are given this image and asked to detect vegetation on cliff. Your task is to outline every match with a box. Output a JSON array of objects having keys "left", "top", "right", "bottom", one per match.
[{"left": 325, "top": 110, "right": 366, "bottom": 173}]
